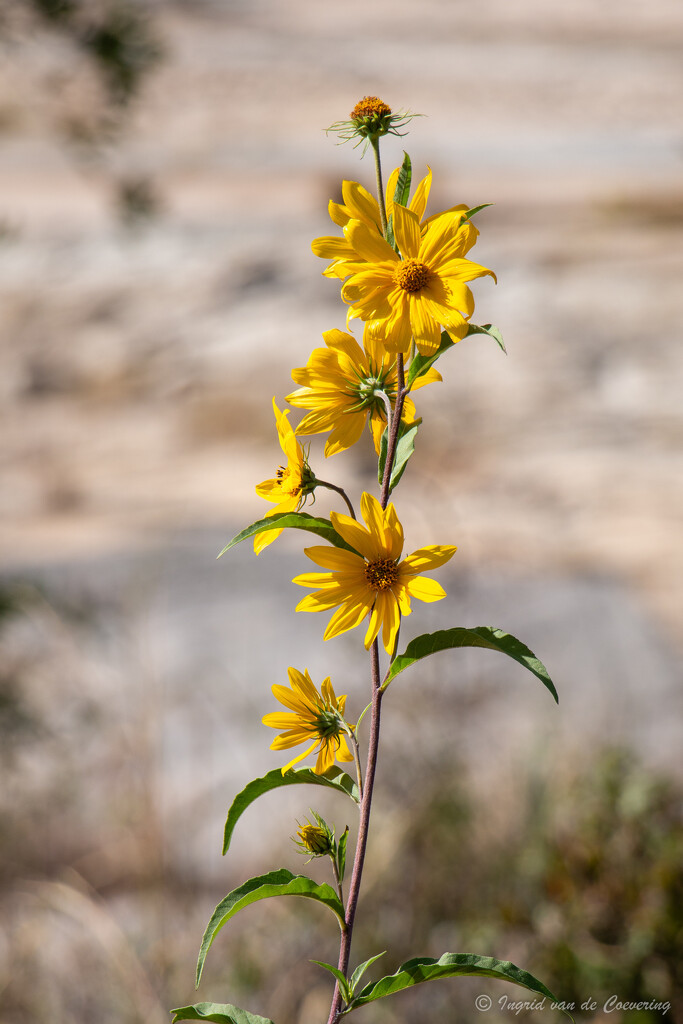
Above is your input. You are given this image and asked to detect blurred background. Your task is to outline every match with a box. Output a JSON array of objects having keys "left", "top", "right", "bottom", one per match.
[{"left": 1, "top": 1, "right": 682, "bottom": 1022}]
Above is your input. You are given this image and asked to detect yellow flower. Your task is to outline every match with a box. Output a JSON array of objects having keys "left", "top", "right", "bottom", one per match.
[
  {"left": 293, "top": 492, "right": 456, "bottom": 653},
  {"left": 286, "top": 327, "right": 441, "bottom": 457},
  {"left": 341, "top": 205, "right": 496, "bottom": 357},
  {"left": 254, "top": 398, "right": 315, "bottom": 554},
  {"left": 263, "top": 667, "right": 354, "bottom": 775},
  {"left": 312, "top": 166, "right": 435, "bottom": 281}
]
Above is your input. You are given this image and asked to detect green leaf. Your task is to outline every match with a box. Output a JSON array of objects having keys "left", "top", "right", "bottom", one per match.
[
  {"left": 172, "top": 1004, "right": 274, "bottom": 1024},
  {"left": 336, "top": 825, "right": 349, "bottom": 883},
  {"left": 384, "top": 627, "right": 558, "bottom": 703},
  {"left": 465, "top": 322, "right": 507, "bottom": 354},
  {"left": 349, "top": 952, "right": 386, "bottom": 995},
  {"left": 217, "top": 512, "right": 359, "bottom": 558},
  {"left": 377, "top": 419, "right": 421, "bottom": 494},
  {"left": 311, "top": 961, "right": 353, "bottom": 1004},
  {"left": 386, "top": 152, "right": 411, "bottom": 250},
  {"left": 197, "top": 870, "right": 345, "bottom": 986},
  {"left": 348, "top": 953, "right": 572, "bottom": 1019},
  {"left": 406, "top": 322, "right": 506, "bottom": 389},
  {"left": 393, "top": 151, "right": 412, "bottom": 208},
  {"left": 464, "top": 203, "right": 493, "bottom": 220},
  {"left": 406, "top": 331, "right": 455, "bottom": 387},
  {"left": 223, "top": 767, "right": 359, "bottom": 855}
]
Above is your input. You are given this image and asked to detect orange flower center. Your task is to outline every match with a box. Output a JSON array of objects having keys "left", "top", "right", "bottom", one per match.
[
  {"left": 364, "top": 558, "right": 399, "bottom": 590},
  {"left": 351, "top": 96, "right": 392, "bottom": 120},
  {"left": 393, "top": 258, "right": 431, "bottom": 293}
]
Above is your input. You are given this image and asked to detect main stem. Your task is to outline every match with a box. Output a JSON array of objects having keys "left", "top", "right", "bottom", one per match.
[
  {"left": 326, "top": 641, "right": 383, "bottom": 1024},
  {"left": 325, "top": 135, "right": 409, "bottom": 1024},
  {"left": 326, "top": 388, "right": 409, "bottom": 1024}
]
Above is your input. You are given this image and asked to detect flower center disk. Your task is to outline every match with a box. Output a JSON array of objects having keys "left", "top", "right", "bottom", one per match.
[
  {"left": 364, "top": 558, "right": 399, "bottom": 591},
  {"left": 393, "top": 258, "right": 431, "bottom": 294}
]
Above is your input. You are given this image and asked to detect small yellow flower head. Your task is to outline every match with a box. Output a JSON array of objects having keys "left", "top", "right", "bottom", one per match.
[
  {"left": 294, "top": 816, "right": 334, "bottom": 858},
  {"left": 263, "top": 667, "right": 355, "bottom": 774},
  {"left": 327, "top": 96, "right": 418, "bottom": 151},
  {"left": 253, "top": 398, "right": 317, "bottom": 554}
]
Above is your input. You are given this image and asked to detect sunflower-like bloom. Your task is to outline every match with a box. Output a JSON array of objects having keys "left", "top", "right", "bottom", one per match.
[
  {"left": 312, "top": 166, "right": 435, "bottom": 281},
  {"left": 286, "top": 327, "right": 441, "bottom": 457},
  {"left": 254, "top": 398, "right": 315, "bottom": 554},
  {"left": 263, "top": 667, "right": 355, "bottom": 775},
  {"left": 293, "top": 492, "right": 456, "bottom": 654},
  {"left": 341, "top": 205, "right": 496, "bottom": 357}
]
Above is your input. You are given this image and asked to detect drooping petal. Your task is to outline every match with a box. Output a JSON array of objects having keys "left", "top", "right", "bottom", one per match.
[
  {"left": 324, "top": 594, "right": 374, "bottom": 640},
  {"left": 325, "top": 411, "right": 366, "bottom": 456},
  {"left": 380, "top": 589, "right": 401, "bottom": 653},
  {"left": 409, "top": 294, "right": 442, "bottom": 355}
]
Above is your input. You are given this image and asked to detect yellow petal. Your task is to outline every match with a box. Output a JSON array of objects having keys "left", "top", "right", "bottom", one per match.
[
  {"left": 409, "top": 294, "right": 441, "bottom": 355},
  {"left": 410, "top": 167, "right": 432, "bottom": 221},
  {"left": 344, "top": 220, "right": 398, "bottom": 265},
  {"left": 392, "top": 204, "right": 421, "bottom": 260},
  {"left": 406, "top": 576, "right": 447, "bottom": 602},
  {"left": 323, "top": 595, "right": 374, "bottom": 640},
  {"left": 329, "top": 511, "right": 377, "bottom": 561},
  {"left": 380, "top": 590, "right": 401, "bottom": 653},
  {"left": 342, "top": 180, "right": 382, "bottom": 232},
  {"left": 402, "top": 545, "right": 457, "bottom": 572}
]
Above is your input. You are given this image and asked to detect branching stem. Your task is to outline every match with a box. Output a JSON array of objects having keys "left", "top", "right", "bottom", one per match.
[{"left": 314, "top": 479, "right": 356, "bottom": 520}]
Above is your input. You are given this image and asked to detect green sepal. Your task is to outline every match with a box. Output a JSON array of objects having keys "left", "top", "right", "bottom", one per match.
[
  {"left": 346, "top": 952, "right": 572, "bottom": 1020},
  {"left": 349, "top": 951, "right": 387, "bottom": 994},
  {"left": 172, "top": 1004, "right": 274, "bottom": 1024},
  {"left": 217, "top": 512, "right": 359, "bottom": 558},
  {"left": 311, "top": 961, "right": 353, "bottom": 1005},
  {"left": 385, "top": 151, "right": 412, "bottom": 250},
  {"left": 377, "top": 418, "right": 421, "bottom": 494},
  {"left": 385, "top": 627, "right": 557, "bottom": 702},
  {"left": 196, "top": 870, "right": 345, "bottom": 986},
  {"left": 464, "top": 203, "right": 493, "bottom": 220},
  {"left": 223, "top": 767, "right": 359, "bottom": 855},
  {"left": 336, "top": 825, "right": 349, "bottom": 883}
]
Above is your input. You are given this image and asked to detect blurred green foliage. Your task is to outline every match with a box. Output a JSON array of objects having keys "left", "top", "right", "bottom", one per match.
[
  {"left": 28, "top": 0, "right": 163, "bottom": 106},
  {"left": 355, "top": 749, "right": 683, "bottom": 1022}
]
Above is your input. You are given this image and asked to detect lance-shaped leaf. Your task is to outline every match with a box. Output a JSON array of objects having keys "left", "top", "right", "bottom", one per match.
[
  {"left": 197, "top": 870, "right": 345, "bottom": 986},
  {"left": 218, "top": 512, "right": 359, "bottom": 558},
  {"left": 311, "top": 961, "right": 353, "bottom": 1005},
  {"left": 464, "top": 203, "right": 493, "bottom": 221},
  {"left": 407, "top": 322, "right": 505, "bottom": 387},
  {"left": 386, "top": 151, "right": 412, "bottom": 251},
  {"left": 465, "top": 322, "right": 506, "bottom": 354},
  {"left": 336, "top": 825, "right": 349, "bottom": 883},
  {"left": 347, "top": 952, "right": 572, "bottom": 1019},
  {"left": 172, "top": 1004, "right": 274, "bottom": 1024},
  {"left": 377, "top": 419, "right": 421, "bottom": 494},
  {"left": 384, "top": 627, "right": 558, "bottom": 703},
  {"left": 223, "top": 767, "right": 359, "bottom": 855}
]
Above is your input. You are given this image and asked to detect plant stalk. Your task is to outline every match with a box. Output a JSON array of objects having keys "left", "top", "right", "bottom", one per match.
[{"left": 326, "top": 640, "right": 384, "bottom": 1024}]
